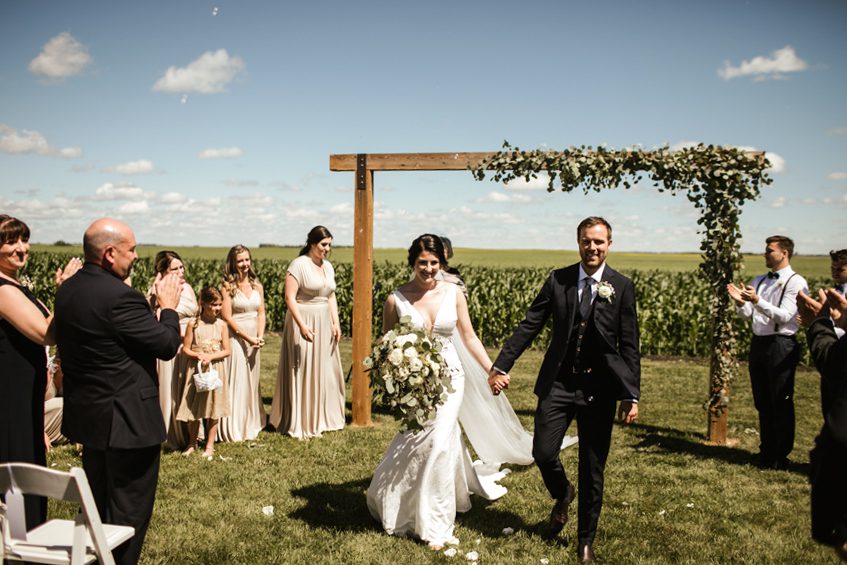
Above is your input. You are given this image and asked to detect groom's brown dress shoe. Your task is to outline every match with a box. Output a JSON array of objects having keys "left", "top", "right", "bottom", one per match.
[
  {"left": 577, "top": 543, "right": 596, "bottom": 564},
  {"left": 547, "top": 482, "right": 576, "bottom": 536}
]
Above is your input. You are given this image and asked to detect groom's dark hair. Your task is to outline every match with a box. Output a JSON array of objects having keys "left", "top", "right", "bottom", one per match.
[
  {"left": 577, "top": 216, "right": 612, "bottom": 240},
  {"left": 407, "top": 234, "right": 448, "bottom": 268}
]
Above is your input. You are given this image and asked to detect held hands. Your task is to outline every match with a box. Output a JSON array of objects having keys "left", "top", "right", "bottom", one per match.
[
  {"left": 487, "top": 368, "right": 510, "bottom": 396},
  {"left": 155, "top": 272, "right": 182, "bottom": 310},
  {"left": 54, "top": 257, "right": 82, "bottom": 287},
  {"left": 617, "top": 400, "right": 638, "bottom": 424}
]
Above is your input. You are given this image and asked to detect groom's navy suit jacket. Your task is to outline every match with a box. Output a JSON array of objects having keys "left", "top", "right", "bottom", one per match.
[{"left": 493, "top": 263, "right": 640, "bottom": 401}]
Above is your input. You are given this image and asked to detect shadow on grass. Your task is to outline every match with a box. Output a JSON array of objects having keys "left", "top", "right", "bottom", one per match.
[
  {"left": 290, "top": 478, "right": 375, "bottom": 533},
  {"left": 629, "top": 422, "right": 810, "bottom": 475},
  {"left": 289, "top": 477, "right": 569, "bottom": 546},
  {"left": 460, "top": 498, "right": 575, "bottom": 548}
]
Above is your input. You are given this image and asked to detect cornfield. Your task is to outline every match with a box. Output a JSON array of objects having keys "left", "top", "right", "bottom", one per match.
[{"left": 23, "top": 253, "right": 828, "bottom": 359}]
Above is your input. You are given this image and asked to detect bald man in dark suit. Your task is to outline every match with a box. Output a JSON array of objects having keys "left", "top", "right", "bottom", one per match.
[{"left": 54, "top": 218, "right": 182, "bottom": 564}]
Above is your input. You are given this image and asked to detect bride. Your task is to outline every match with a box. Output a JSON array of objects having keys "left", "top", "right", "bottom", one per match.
[{"left": 366, "top": 234, "right": 532, "bottom": 549}]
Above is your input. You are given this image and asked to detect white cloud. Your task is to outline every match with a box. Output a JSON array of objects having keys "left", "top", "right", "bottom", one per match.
[
  {"left": 198, "top": 147, "right": 243, "bottom": 159},
  {"left": 827, "top": 127, "right": 847, "bottom": 136},
  {"left": 476, "top": 191, "right": 532, "bottom": 204},
  {"left": 0, "top": 124, "right": 81, "bottom": 158},
  {"left": 94, "top": 182, "right": 146, "bottom": 201},
  {"left": 718, "top": 46, "right": 807, "bottom": 81},
  {"left": 118, "top": 201, "right": 150, "bottom": 215},
  {"left": 504, "top": 172, "right": 550, "bottom": 190},
  {"left": 153, "top": 49, "right": 245, "bottom": 94},
  {"left": 160, "top": 192, "right": 188, "bottom": 204},
  {"left": 763, "top": 152, "right": 786, "bottom": 173},
  {"left": 104, "top": 159, "right": 155, "bottom": 175},
  {"left": 770, "top": 196, "right": 786, "bottom": 208},
  {"left": 453, "top": 206, "right": 520, "bottom": 224},
  {"left": 801, "top": 198, "right": 817, "bottom": 205},
  {"left": 330, "top": 202, "right": 353, "bottom": 215},
  {"left": 734, "top": 146, "right": 786, "bottom": 173},
  {"left": 827, "top": 172, "right": 847, "bottom": 180},
  {"left": 28, "top": 32, "right": 92, "bottom": 79}
]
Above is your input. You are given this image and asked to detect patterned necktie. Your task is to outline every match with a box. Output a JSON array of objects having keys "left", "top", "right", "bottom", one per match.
[{"left": 580, "top": 276, "right": 593, "bottom": 319}]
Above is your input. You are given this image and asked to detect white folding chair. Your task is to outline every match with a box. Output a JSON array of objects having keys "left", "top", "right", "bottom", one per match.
[{"left": 0, "top": 462, "right": 134, "bottom": 565}]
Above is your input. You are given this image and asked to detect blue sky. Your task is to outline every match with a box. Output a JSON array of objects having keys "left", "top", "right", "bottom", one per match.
[{"left": 1, "top": 0, "right": 845, "bottom": 253}]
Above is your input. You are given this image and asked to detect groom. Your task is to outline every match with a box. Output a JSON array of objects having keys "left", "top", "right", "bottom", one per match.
[{"left": 489, "top": 216, "right": 640, "bottom": 564}]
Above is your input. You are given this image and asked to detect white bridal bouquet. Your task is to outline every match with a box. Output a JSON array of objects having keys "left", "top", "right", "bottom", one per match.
[{"left": 364, "top": 314, "right": 454, "bottom": 431}]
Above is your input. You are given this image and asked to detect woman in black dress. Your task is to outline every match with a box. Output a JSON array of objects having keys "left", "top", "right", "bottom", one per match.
[{"left": 0, "top": 215, "right": 80, "bottom": 529}]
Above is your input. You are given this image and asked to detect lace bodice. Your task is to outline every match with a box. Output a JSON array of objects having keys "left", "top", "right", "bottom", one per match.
[{"left": 393, "top": 283, "right": 457, "bottom": 338}]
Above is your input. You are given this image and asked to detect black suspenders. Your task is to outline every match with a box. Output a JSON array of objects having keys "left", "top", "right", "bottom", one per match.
[{"left": 754, "top": 273, "right": 798, "bottom": 333}]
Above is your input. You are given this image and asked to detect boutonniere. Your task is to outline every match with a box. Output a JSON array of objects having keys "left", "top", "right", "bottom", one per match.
[{"left": 596, "top": 281, "right": 615, "bottom": 303}]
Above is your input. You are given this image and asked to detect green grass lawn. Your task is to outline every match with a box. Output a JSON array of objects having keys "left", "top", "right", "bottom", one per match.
[
  {"left": 46, "top": 336, "right": 835, "bottom": 564},
  {"left": 31, "top": 244, "right": 832, "bottom": 278}
]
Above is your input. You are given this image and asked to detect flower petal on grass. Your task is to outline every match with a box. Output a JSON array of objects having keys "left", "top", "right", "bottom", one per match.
[
  {"left": 261, "top": 505, "right": 274, "bottom": 516},
  {"left": 444, "top": 548, "right": 458, "bottom": 557}
]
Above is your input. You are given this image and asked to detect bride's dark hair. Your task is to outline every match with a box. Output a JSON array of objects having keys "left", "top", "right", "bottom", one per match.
[{"left": 407, "top": 234, "right": 448, "bottom": 268}]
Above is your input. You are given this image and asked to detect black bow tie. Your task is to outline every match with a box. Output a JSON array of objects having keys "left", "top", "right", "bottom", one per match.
[{"left": 767, "top": 272, "right": 779, "bottom": 279}]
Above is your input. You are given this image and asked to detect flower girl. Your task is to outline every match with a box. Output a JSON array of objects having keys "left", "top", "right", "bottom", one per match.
[{"left": 177, "top": 286, "right": 231, "bottom": 459}]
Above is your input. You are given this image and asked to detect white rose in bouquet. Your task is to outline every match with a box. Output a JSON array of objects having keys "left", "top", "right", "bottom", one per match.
[{"left": 388, "top": 348, "right": 404, "bottom": 366}]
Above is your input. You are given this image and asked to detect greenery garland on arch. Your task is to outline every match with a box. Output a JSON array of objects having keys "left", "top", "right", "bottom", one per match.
[{"left": 471, "top": 141, "right": 772, "bottom": 440}]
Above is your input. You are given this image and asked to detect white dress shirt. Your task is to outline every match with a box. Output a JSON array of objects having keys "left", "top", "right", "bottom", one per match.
[
  {"left": 735, "top": 265, "right": 808, "bottom": 337},
  {"left": 578, "top": 263, "right": 606, "bottom": 304}
]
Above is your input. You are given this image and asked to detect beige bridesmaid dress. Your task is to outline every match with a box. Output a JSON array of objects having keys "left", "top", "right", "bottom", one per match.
[
  {"left": 269, "top": 255, "right": 345, "bottom": 438},
  {"left": 152, "top": 284, "right": 196, "bottom": 449},
  {"left": 217, "top": 288, "right": 266, "bottom": 442}
]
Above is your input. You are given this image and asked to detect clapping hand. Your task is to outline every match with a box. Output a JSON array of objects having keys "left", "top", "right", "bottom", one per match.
[
  {"left": 155, "top": 272, "right": 182, "bottom": 310},
  {"left": 824, "top": 288, "right": 847, "bottom": 330},
  {"left": 796, "top": 290, "right": 826, "bottom": 328},
  {"left": 726, "top": 283, "right": 746, "bottom": 305},
  {"left": 54, "top": 257, "right": 82, "bottom": 287}
]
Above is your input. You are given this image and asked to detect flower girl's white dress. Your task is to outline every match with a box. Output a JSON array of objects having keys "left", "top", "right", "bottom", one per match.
[{"left": 366, "top": 283, "right": 508, "bottom": 547}]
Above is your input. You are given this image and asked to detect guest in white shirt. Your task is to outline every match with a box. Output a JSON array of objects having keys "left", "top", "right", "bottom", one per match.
[{"left": 727, "top": 235, "right": 809, "bottom": 470}]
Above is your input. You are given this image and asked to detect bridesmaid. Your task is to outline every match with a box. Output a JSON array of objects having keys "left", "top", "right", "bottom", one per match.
[
  {"left": 270, "top": 226, "right": 345, "bottom": 438},
  {"left": 147, "top": 250, "right": 196, "bottom": 450},
  {"left": 218, "top": 244, "right": 266, "bottom": 442}
]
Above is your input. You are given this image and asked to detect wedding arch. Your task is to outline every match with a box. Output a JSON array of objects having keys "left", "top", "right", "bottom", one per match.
[{"left": 329, "top": 144, "right": 772, "bottom": 444}]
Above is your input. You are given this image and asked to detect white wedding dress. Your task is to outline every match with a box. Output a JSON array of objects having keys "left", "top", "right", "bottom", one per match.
[{"left": 367, "top": 284, "right": 510, "bottom": 546}]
